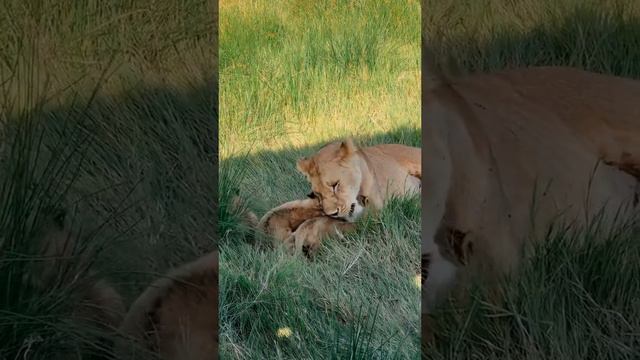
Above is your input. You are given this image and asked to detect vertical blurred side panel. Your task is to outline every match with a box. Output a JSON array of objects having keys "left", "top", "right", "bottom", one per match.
[{"left": 0, "top": 0, "right": 219, "bottom": 359}]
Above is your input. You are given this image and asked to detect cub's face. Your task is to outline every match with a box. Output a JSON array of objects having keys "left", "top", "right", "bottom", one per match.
[{"left": 296, "top": 139, "right": 366, "bottom": 223}]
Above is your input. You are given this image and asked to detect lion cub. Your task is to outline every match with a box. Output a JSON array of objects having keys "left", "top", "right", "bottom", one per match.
[{"left": 255, "top": 197, "right": 359, "bottom": 257}]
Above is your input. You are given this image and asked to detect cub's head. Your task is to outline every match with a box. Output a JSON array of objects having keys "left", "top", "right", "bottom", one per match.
[{"left": 296, "top": 138, "right": 365, "bottom": 223}]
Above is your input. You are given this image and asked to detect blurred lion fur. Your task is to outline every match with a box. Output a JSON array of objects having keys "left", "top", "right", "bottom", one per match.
[{"left": 115, "top": 251, "right": 218, "bottom": 360}]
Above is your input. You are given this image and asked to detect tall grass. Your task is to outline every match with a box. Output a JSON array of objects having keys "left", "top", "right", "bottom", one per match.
[
  {"left": 0, "top": 1, "right": 215, "bottom": 358},
  {"left": 219, "top": 0, "right": 421, "bottom": 358},
  {"left": 219, "top": 0, "right": 420, "bottom": 155},
  {"left": 424, "top": 0, "right": 640, "bottom": 77},
  {"left": 424, "top": 0, "right": 640, "bottom": 358}
]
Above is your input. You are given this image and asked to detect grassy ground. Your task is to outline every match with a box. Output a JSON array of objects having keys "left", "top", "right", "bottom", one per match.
[
  {"left": 424, "top": 0, "right": 640, "bottom": 358},
  {"left": 218, "top": 0, "right": 421, "bottom": 358},
  {"left": 0, "top": 1, "right": 215, "bottom": 359}
]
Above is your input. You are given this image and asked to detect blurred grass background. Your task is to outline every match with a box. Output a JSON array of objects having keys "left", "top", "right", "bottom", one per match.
[
  {"left": 423, "top": 0, "right": 640, "bottom": 358},
  {"left": 0, "top": 1, "right": 216, "bottom": 358}
]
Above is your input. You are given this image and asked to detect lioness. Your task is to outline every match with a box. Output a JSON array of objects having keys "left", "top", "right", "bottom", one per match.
[
  {"left": 255, "top": 138, "right": 421, "bottom": 254},
  {"left": 422, "top": 44, "right": 640, "bottom": 328},
  {"left": 297, "top": 138, "right": 421, "bottom": 222},
  {"left": 115, "top": 251, "right": 218, "bottom": 360},
  {"left": 242, "top": 139, "right": 421, "bottom": 256}
]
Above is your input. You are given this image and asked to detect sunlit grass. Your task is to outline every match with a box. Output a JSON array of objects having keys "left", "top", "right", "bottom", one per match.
[{"left": 219, "top": 0, "right": 420, "bottom": 157}]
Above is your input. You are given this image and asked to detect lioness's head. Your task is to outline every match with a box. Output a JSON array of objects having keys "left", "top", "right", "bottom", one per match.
[{"left": 296, "top": 138, "right": 365, "bottom": 223}]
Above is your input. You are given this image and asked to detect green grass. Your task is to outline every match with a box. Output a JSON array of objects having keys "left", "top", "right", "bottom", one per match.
[
  {"left": 424, "top": 0, "right": 640, "bottom": 358},
  {"left": 424, "top": 0, "right": 640, "bottom": 77},
  {"left": 0, "top": 1, "right": 215, "bottom": 358},
  {"left": 219, "top": 0, "right": 421, "bottom": 358}
]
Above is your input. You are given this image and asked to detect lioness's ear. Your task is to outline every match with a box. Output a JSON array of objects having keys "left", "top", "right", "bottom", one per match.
[
  {"left": 338, "top": 138, "right": 356, "bottom": 159},
  {"left": 296, "top": 157, "right": 311, "bottom": 176}
]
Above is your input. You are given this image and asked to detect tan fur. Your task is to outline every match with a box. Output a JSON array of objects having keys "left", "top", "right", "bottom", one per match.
[
  {"left": 249, "top": 197, "right": 352, "bottom": 257},
  {"left": 422, "top": 44, "right": 640, "bottom": 323},
  {"left": 115, "top": 251, "right": 218, "bottom": 360},
  {"left": 290, "top": 139, "right": 422, "bottom": 252},
  {"left": 246, "top": 140, "right": 421, "bottom": 256},
  {"left": 289, "top": 216, "right": 357, "bottom": 257},
  {"left": 297, "top": 139, "right": 421, "bottom": 220},
  {"left": 256, "top": 198, "right": 325, "bottom": 245}
]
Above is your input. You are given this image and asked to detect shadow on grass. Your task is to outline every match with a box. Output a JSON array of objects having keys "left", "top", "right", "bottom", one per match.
[
  {"left": 0, "top": 78, "right": 217, "bottom": 359},
  {"left": 423, "top": 2, "right": 640, "bottom": 359}
]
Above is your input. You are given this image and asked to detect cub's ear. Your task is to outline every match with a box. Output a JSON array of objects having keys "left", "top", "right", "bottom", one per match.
[
  {"left": 338, "top": 138, "right": 357, "bottom": 159},
  {"left": 357, "top": 195, "right": 369, "bottom": 207},
  {"left": 296, "top": 157, "right": 311, "bottom": 176}
]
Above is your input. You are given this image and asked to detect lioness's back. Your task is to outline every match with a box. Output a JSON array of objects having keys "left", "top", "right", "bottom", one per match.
[
  {"left": 453, "top": 66, "right": 640, "bottom": 126},
  {"left": 364, "top": 144, "right": 421, "bottom": 177},
  {"left": 452, "top": 66, "right": 640, "bottom": 175}
]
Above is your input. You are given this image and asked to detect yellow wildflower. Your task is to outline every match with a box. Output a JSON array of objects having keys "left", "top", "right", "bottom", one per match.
[
  {"left": 276, "top": 327, "right": 292, "bottom": 338},
  {"left": 413, "top": 274, "right": 421, "bottom": 289}
]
